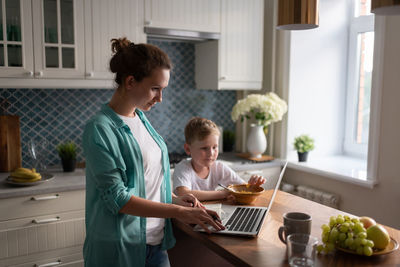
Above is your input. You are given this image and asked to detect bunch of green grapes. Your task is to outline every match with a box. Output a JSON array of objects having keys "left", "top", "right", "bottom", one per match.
[{"left": 316, "top": 214, "right": 374, "bottom": 256}]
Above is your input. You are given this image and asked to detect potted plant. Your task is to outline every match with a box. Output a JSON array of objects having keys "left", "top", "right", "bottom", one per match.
[
  {"left": 293, "top": 135, "right": 314, "bottom": 162},
  {"left": 56, "top": 141, "right": 78, "bottom": 172}
]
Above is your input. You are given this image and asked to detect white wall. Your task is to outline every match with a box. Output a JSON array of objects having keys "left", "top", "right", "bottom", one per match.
[
  {"left": 287, "top": 0, "right": 350, "bottom": 159},
  {"left": 283, "top": 16, "right": 400, "bottom": 229}
]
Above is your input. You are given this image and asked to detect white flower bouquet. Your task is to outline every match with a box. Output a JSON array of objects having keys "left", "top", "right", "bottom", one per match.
[{"left": 231, "top": 92, "right": 288, "bottom": 127}]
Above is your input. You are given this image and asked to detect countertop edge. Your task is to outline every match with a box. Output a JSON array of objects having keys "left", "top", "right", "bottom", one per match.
[
  {"left": 0, "top": 169, "right": 86, "bottom": 199},
  {"left": 0, "top": 183, "right": 86, "bottom": 199}
]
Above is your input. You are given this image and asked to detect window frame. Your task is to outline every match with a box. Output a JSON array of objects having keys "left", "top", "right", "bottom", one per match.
[{"left": 343, "top": 5, "right": 374, "bottom": 159}]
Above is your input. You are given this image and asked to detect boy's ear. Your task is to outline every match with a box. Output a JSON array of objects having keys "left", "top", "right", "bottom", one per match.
[{"left": 183, "top": 143, "right": 191, "bottom": 155}]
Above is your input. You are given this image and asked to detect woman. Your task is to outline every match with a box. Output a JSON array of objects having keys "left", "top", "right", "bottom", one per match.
[{"left": 82, "top": 38, "right": 224, "bottom": 267}]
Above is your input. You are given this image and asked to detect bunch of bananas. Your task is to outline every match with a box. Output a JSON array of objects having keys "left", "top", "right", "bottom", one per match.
[{"left": 10, "top": 168, "right": 42, "bottom": 183}]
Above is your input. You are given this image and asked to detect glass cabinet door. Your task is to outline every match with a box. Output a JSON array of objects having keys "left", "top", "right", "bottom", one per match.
[
  {"left": 43, "top": 0, "right": 75, "bottom": 69},
  {"left": 32, "top": 0, "right": 84, "bottom": 78},
  {"left": 0, "top": 0, "right": 33, "bottom": 77},
  {"left": 0, "top": 0, "right": 22, "bottom": 67}
]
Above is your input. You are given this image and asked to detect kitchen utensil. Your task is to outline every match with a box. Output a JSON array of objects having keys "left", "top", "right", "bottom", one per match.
[
  {"left": 28, "top": 139, "right": 48, "bottom": 172},
  {"left": 0, "top": 115, "right": 22, "bottom": 172},
  {"left": 218, "top": 183, "right": 235, "bottom": 192},
  {"left": 287, "top": 233, "right": 318, "bottom": 267},
  {"left": 279, "top": 212, "right": 312, "bottom": 244},
  {"left": 336, "top": 237, "right": 399, "bottom": 256},
  {"left": 227, "top": 184, "right": 265, "bottom": 205},
  {"left": 6, "top": 173, "right": 55, "bottom": 186}
]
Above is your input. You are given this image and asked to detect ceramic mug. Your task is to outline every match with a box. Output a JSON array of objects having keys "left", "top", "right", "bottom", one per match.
[{"left": 278, "top": 212, "right": 312, "bottom": 244}]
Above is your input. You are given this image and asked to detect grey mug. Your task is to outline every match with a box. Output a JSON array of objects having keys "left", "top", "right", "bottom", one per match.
[{"left": 278, "top": 212, "right": 312, "bottom": 244}]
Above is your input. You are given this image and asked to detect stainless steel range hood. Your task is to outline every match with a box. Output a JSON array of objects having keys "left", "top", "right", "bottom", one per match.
[{"left": 144, "top": 27, "right": 220, "bottom": 42}]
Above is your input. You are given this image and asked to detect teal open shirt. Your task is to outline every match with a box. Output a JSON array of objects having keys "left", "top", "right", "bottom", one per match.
[{"left": 82, "top": 104, "right": 175, "bottom": 267}]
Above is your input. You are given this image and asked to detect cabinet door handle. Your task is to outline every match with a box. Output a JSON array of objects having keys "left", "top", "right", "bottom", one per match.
[
  {"left": 31, "top": 194, "right": 59, "bottom": 201},
  {"left": 35, "top": 260, "right": 62, "bottom": 267},
  {"left": 219, "top": 76, "right": 226, "bottom": 80},
  {"left": 85, "top": 71, "right": 94, "bottom": 77},
  {"left": 26, "top": 71, "right": 34, "bottom": 76},
  {"left": 35, "top": 71, "right": 43, "bottom": 77},
  {"left": 145, "top": 20, "right": 152, "bottom": 25},
  {"left": 32, "top": 216, "right": 60, "bottom": 224}
]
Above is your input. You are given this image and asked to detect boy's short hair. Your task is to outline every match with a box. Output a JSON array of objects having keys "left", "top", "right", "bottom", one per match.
[{"left": 185, "top": 117, "right": 220, "bottom": 144}]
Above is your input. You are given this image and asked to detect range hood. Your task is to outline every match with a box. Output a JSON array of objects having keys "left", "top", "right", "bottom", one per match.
[{"left": 144, "top": 27, "right": 220, "bottom": 42}]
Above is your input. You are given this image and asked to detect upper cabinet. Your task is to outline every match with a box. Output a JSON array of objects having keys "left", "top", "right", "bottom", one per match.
[
  {"left": 0, "top": 0, "right": 84, "bottom": 83},
  {"left": 0, "top": 0, "right": 34, "bottom": 78},
  {"left": 0, "top": 0, "right": 84, "bottom": 79},
  {"left": 195, "top": 0, "right": 264, "bottom": 90},
  {"left": 1, "top": 0, "right": 263, "bottom": 89},
  {"left": 1, "top": 0, "right": 144, "bottom": 87},
  {"left": 144, "top": 0, "right": 220, "bottom": 33},
  {"left": 32, "top": 0, "right": 85, "bottom": 78},
  {"left": 84, "top": 0, "right": 146, "bottom": 80}
]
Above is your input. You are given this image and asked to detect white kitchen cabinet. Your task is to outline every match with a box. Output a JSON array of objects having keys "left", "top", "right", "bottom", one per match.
[
  {"left": 32, "top": 0, "right": 85, "bottom": 79},
  {"left": 0, "top": 0, "right": 34, "bottom": 78},
  {"left": 0, "top": 190, "right": 85, "bottom": 267},
  {"left": 195, "top": 0, "right": 264, "bottom": 90},
  {"left": 1, "top": 0, "right": 144, "bottom": 87},
  {"left": 0, "top": 0, "right": 85, "bottom": 79},
  {"left": 144, "top": 0, "right": 220, "bottom": 33},
  {"left": 84, "top": 0, "right": 146, "bottom": 80}
]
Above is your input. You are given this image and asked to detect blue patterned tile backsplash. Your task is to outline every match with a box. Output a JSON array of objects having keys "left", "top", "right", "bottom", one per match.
[{"left": 0, "top": 40, "right": 236, "bottom": 167}]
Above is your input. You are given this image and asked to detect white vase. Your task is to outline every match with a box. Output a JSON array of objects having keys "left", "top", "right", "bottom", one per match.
[{"left": 246, "top": 124, "right": 267, "bottom": 158}]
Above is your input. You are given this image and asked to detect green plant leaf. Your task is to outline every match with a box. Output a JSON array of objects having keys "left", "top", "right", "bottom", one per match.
[
  {"left": 56, "top": 141, "right": 78, "bottom": 160},
  {"left": 293, "top": 134, "right": 315, "bottom": 153}
]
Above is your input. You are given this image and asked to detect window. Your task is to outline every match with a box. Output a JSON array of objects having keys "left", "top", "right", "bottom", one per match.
[
  {"left": 344, "top": 0, "right": 374, "bottom": 158},
  {"left": 284, "top": 0, "right": 381, "bottom": 186}
]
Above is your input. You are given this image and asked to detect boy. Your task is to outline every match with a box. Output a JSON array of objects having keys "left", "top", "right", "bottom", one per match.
[{"left": 173, "top": 117, "right": 266, "bottom": 201}]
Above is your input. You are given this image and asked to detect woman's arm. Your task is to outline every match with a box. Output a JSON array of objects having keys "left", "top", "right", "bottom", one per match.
[
  {"left": 175, "top": 186, "right": 230, "bottom": 201},
  {"left": 119, "top": 195, "right": 224, "bottom": 233},
  {"left": 171, "top": 192, "right": 204, "bottom": 208}
]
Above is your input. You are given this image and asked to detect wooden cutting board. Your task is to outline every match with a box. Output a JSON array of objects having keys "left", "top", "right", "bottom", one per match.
[
  {"left": 236, "top": 153, "right": 274, "bottom": 162},
  {"left": 0, "top": 115, "right": 22, "bottom": 172}
]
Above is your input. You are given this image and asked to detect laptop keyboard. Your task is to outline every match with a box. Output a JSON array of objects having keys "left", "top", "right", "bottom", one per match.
[{"left": 225, "top": 207, "right": 264, "bottom": 232}]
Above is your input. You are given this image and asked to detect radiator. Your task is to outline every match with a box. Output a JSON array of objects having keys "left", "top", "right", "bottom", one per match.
[{"left": 281, "top": 183, "right": 340, "bottom": 209}]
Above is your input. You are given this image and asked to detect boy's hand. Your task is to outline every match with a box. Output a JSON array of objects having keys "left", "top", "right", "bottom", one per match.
[
  {"left": 173, "top": 193, "right": 205, "bottom": 208},
  {"left": 248, "top": 175, "right": 266, "bottom": 186},
  {"left": 225, "top": 193, "right": 236, "bottom": 204}
]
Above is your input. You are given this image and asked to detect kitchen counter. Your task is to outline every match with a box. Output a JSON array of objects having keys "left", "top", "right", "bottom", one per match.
[
  {"left": 0, "top": 154, "right": 283, "bottom": 199},
  {"left": 168, "top": 190, "right": 400, "bottom": 266},
  {"left": 217, "top": 152, "right": 284, "bottom": 172},
  {"left": 0, "top": 168, "right": 85, "bottom": 199}
]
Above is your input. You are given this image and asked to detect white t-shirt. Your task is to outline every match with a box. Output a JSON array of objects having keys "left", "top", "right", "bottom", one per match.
[
  {"left": 118, "top": 114, "right": 164, "bottom": 245},
  {"left": 172, "top": 159, "right": 245, "bottom": 192}
]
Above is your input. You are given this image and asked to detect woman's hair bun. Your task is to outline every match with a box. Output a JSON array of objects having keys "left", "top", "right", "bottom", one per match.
[
  {"left": 109, "top": 36, "right": 171, "bottom": 85},
  {"left": 111, "top": 37, "right": 132, "bottom": 54}
]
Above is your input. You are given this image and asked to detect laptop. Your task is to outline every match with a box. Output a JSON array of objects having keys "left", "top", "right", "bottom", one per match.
[{"left": 194, "top": 161, "right": 288, "bottom": 237}]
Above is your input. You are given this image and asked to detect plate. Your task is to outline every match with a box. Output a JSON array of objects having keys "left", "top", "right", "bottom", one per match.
[
  {"left": 337, "top": 237, "right": 399, "bottom": 256},
  {"left": 6, "top": 173, "right": 55, "bottom": 186}
]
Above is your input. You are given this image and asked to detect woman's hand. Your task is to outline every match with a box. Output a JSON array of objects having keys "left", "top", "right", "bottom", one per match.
[
  {"left": 248, "top": 175, "right": 266, "bottom": 186},
  {"left": 176, "top": 207, "right": 225, "bottom": 233},
  {"left": 173, "top": 193, "right": 204, "bottom": 208}
]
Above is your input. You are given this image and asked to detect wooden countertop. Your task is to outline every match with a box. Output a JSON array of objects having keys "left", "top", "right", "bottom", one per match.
[{"left": 169, "top": 190, "right": 400, "bottom": 266}]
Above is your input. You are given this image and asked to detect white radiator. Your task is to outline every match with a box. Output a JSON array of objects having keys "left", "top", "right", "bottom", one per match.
[{"left": 281, "top": 183, "right": 340, "bottom": 209}]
